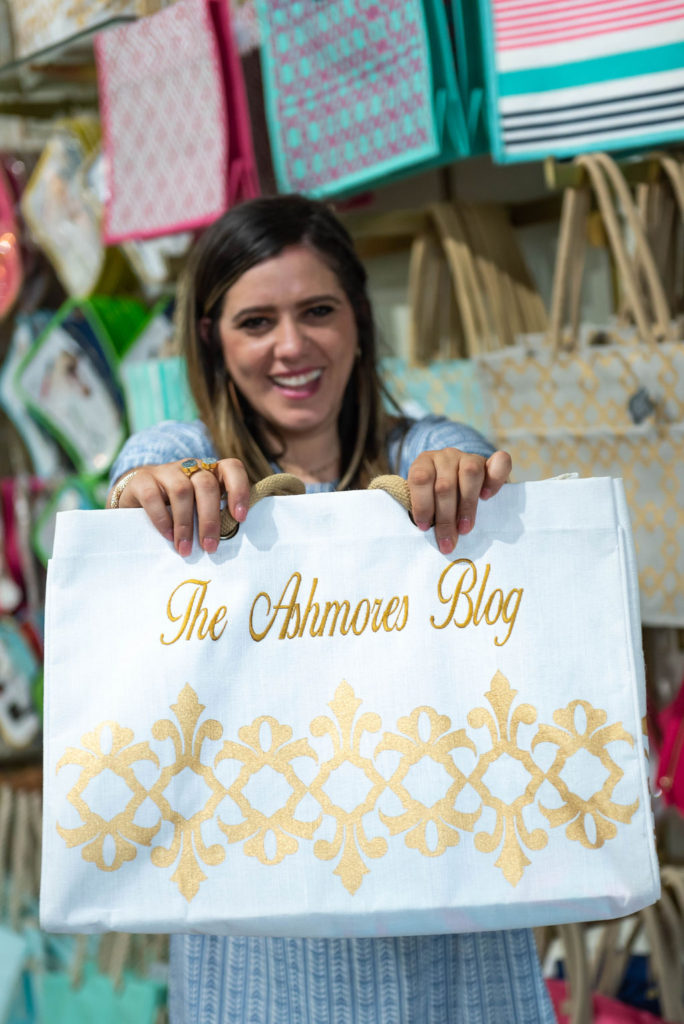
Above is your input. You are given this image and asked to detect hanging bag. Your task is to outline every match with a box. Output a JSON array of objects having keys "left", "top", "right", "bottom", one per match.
[
  {"left": 475, "top": 152, "right": 684, "bottom": 626},
  {"left": 475, "top": 0, "right": 684, "bottom": 163},
  {"left": 95, "top": 0, "right": 258, "bottom": 243},
  {"left": 255, "top": 0, "right": 470, "bottom": 198}
]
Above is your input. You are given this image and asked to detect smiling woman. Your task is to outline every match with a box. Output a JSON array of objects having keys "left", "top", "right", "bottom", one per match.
[
  {"left": 216, "top": 246, "right": 357, "bottom": 479},
  {"left": 104, "top": 196, "right": 552, "bottom": 1024}
]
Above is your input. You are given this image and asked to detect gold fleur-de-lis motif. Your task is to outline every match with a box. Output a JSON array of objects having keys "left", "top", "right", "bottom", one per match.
[
  {"left": 55, "top": 676, "right": 641, "bottom": 899},
  {"left": 375, "top": 706, "right": 479, "bottom": 856},
  {"left": 147, "top": 685, "right": 227, "bottom": 902},
  {"left": 309, "top": 681, "right": 387, "bottom": 894},
  {"left": 467, "top": 671, "right": 547, "bottom": 886},
  {"left": 56, "top": 722, "right": 160, "bottom": 871},
  {"left": 533, "top": 700, "right": 638, "bottom": 848},
  {"left": 215, "top": 716, "right": 320, "bottom": 864}
]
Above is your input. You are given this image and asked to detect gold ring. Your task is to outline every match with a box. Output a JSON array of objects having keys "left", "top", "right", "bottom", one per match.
[
  {"left": 180, "top": 458, "right": 201, "bottom": 477},
  {"left": 200, "top": 458, "right": 219, "bottom": 476}
]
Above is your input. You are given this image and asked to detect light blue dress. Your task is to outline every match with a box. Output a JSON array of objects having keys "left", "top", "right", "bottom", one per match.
[{"left": 111, "top": 416, "right": 555, "bottom": 1024}]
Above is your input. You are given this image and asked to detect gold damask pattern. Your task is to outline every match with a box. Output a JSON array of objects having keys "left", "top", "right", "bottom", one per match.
[{"left": 56, "top": 673, "right": 640, "bottom": 900}]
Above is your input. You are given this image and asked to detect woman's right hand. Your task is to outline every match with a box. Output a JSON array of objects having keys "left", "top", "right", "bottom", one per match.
[{"left": 107, "top": 459, "right": 252, "bottom": 555}]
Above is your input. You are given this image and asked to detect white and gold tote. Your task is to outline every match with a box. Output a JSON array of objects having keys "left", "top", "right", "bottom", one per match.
[{"left": 40, "top": 477, "right": 659, "bottom": 935}]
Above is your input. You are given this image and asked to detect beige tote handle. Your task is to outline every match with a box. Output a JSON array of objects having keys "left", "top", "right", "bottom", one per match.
[
  {"left": 220, "top": 473, "right": 413, "bottom": 541},
  {"left": 548, "top": 152, "right": 667, "bottom": 350},
  {"left": 431, "top": 201, "right": 496, "bottom": 356},
  {"left": 219, "top": 473, "right": 306, "bottom": 539},
  {"left": 591, "top": 152, "right": 673, "bottom": 340},
  {"left": 408, "top": 226, "right": 453, "bottom": 365}
]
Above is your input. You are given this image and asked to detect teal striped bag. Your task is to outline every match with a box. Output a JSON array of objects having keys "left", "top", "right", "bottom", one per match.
[
  {"left": 255, "top": 0, "right": 471, "bottom": 198},
  {"left": 476, "top": 0, "right": 684, "bottom": 163}
]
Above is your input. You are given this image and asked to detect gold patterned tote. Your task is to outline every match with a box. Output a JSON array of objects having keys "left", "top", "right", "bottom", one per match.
[{"left": 40, "top": 475, "right": 658, "bottom": 935}]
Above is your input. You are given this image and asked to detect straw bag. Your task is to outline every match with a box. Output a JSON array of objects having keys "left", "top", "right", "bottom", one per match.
[{"left": 475, "top": 152, "right": 684, "bottom": 626}]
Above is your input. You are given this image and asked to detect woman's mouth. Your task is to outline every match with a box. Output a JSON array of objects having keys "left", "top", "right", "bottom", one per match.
[{"left": 270, "top": 368, "right": 323, "bottom": 398}]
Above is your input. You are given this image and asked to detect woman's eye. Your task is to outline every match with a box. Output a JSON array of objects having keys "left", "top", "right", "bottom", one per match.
[
  {"left": 239, "top": 316, "right": 271, "bottom": 332},
  {"left": 306, "top": 304, "right": 334, "bottom": 319}
]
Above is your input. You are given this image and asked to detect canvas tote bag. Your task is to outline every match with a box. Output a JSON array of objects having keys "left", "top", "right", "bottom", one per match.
[
  {"left": 476, "top": 152, "right": 684, "bottom": 627},
  {"left": 255, "top": 0, "right": 471, "bottom": 198},
  {"left": 95, "top": 0, "right": 258, "bottom": 243},
  {"left": 40, "top": 473, "right": 658, "bottom": 935},
  {"left": 476, "top": 0, "right": 684, "bottom": 163}
]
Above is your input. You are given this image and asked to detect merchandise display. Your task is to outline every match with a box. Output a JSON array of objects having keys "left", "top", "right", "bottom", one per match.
[{"left": 0, "top": 0, "right": 683, "bottom": 1019}]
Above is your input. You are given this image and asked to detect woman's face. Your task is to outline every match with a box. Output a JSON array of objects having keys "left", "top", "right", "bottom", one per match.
[{"left": 218, "top": 244, "right": 358, "bottom": 447}]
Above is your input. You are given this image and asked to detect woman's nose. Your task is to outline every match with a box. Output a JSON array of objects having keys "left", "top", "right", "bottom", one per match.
[{"left": 273, "top": 316, "right": 306, "bottom": 358}]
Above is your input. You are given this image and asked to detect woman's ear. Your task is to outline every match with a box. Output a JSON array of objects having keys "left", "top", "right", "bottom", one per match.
[{"left": 198, "top": 317, "right": 212, "bottom": 343}]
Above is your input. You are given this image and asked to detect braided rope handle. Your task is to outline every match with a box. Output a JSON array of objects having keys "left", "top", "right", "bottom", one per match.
[
  {"left": 219, "top": 473, "right": 306, "bottom": 539},
  {"left": 219, "top": 473, "right": 413, "bottom": 541}
]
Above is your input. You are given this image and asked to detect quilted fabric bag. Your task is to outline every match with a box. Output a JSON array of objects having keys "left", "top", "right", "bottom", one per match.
[
  {"left": 475, "top": 153, "right": 684, "bottom": 626},
  {"left": 41, "top": 474, "right": 658, "bottom": 935},
  {"left": 476, "top": 0, "right": 684, "bottom": 163},
  {"left": 255, "top": 0, "right": 470, "bottom": 198},
  {"left": 95, "top": 0, "right": 258, "bottom": 243}
]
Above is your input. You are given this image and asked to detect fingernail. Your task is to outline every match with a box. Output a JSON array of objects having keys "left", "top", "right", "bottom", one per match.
[
  {"left": 179, "top": 539, "right": 192, "bottom": 557},
  {"left": 203, "top": 537, "right": 218, "bottom": 553},
  {"left": 164, "top": 530, "right": 174, "bottom": 542},
  {"left": 235, "top": 503, "right": 247, "bottom": 522},
  {"left": 438, "top": 536, "right": 454, "bottom": 554},
  {"left": 457, "top": 517, "right": 472, "bottom": 535},
  {"left": 416, "top": 520, "right": 430, "bottom": 531},
  {"left": 480, "top": 487, "right": 492, "bottom": 500}
]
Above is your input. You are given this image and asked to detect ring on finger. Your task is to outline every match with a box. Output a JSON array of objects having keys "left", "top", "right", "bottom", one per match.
[
  {"left": 180, "top": 458, "right": 201, "bottom": 478},
  {"left": 199, "top": 458, "right": 219, "bottom": 476}
]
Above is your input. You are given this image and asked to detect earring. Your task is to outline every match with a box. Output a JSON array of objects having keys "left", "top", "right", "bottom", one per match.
[{"left": 198, "top": 317, "right": 212, "bottom": 343}]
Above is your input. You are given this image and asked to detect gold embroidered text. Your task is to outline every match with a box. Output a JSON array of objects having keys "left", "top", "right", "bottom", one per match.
[
  {"left": 430, "top": 559, "right": 523, "bottom": 647},
  {"left": 161, "top": 579, "right": 228, "bottom": 645},
  {"left": 249, "top": 572, "right": 409, "bottom": 642}
]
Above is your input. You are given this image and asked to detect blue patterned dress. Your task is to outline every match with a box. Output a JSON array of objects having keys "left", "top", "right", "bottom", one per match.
[{"left": 110, "top": 415, "right": 555, "bottom": 1024}]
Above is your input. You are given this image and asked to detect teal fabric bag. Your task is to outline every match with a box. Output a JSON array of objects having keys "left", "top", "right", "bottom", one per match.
[
  {"left": 449, "top": 0, "right": 488, "bottom": 155},
  {"left": 256, "top": 0, "right": 470, "bottom": 198},
  {"left": 476, "top": 0, "right": 684, "bottom": 163},
  {"left": 0, "top": 927, "right": 28, "bottom": 1024},
  {"left": 380, "top": 356, "right": 490, "bottom": 435},
  {"left": 121, "top": 356, "right": 197, "bottom": 433},
  {"left": 39, "top": 967, "right": 164, "bottom": 1024}
]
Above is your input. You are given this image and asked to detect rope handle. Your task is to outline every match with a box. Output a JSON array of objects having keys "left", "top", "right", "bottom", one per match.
[
  {"left": 548, "top": 152, "right": 667, "bottom": 351},
  {"left": 591, "top": 151, "right": 672, "bottom": 341},
  {"left": 219, "top": 473, "right": 306, "bottom": 539},
  {"left": 219, "top": 473, "right": 413, "bottom": 540}
]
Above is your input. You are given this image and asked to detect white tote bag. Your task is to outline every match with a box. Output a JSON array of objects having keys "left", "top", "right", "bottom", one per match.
[{"left": 41, "top": 476, "right": 658, "bottom": 936}]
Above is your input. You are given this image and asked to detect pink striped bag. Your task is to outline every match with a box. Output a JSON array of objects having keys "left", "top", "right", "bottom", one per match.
[{"left": 95, "top": 0, "right": 258, "bottom": 243}]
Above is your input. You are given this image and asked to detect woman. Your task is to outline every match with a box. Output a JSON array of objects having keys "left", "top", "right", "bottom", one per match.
[{"left": 109, "top": 195, "right": 554, "bottom": 1023}]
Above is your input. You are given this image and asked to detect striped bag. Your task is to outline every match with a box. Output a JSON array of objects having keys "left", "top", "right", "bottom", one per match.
[{"left": 477, "top": 0, "right": 684, "bottom": 163}]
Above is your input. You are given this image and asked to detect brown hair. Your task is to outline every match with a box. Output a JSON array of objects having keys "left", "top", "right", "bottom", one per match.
[{"left": 177, "top": 195, "right": 398, "bottom": 489}]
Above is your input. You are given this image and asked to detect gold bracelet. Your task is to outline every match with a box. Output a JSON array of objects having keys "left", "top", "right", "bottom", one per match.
[{"left": 109, "top": 470, "right": 139, "bottom": 509}]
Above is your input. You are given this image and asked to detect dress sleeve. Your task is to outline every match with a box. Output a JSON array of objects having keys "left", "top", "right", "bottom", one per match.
[
  {"left": 108, "top": 420, "right": 217, "bottom": 485},
  {"left": 389, "top": 415, "right": 496, "bottom": 478}
]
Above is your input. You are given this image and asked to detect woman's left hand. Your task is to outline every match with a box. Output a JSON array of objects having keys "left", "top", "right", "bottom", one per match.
[{"left": 407, "top": 447, "right": 511, "bottom": 554}]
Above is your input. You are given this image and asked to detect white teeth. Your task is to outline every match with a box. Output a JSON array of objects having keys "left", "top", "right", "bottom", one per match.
[{"left": 272, "top": 369, "right": 322, "bottom": 387}]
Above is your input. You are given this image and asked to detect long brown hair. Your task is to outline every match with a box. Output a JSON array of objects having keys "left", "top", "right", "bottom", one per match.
[{"left": 177, "top": 195, "right": 398, "bottom": 489}]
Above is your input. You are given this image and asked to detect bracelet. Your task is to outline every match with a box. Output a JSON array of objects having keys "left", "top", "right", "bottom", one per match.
[{"left": 109, "top": 471, "right": 139, "bottom": 509}]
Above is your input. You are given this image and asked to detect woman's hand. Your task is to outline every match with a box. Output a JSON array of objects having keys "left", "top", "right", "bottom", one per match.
[
  {"left": 107, "top": 458, "right": 251, "bottom": 555},
  {"left": 407, "top": 447, "right": 511, "bottom": 554}
]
